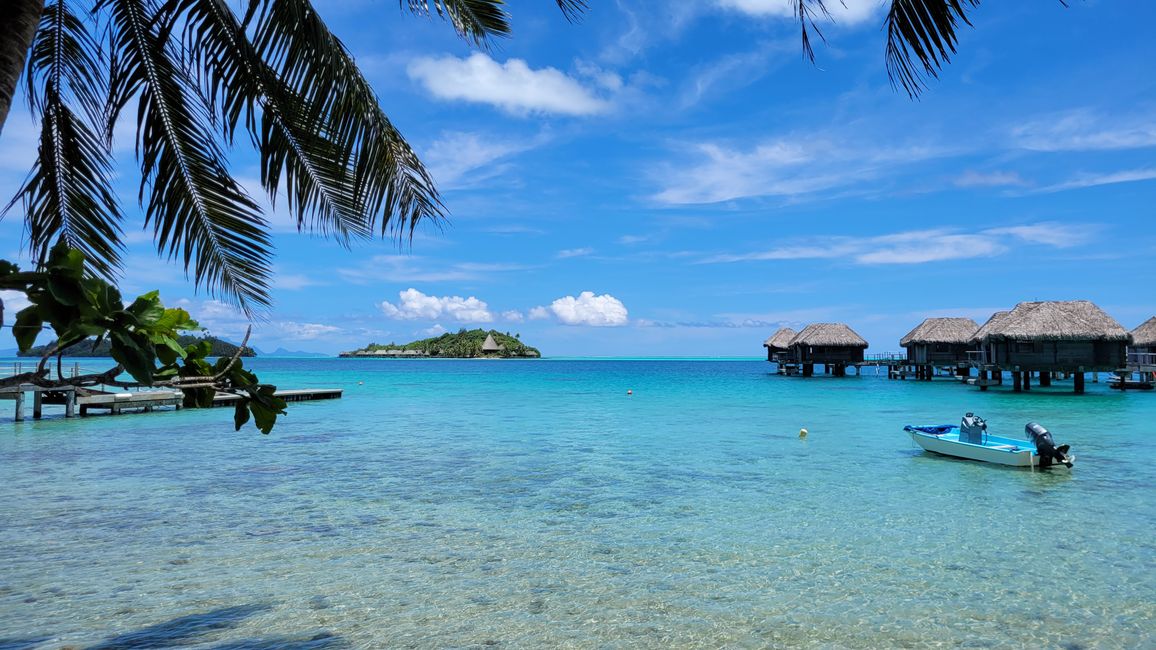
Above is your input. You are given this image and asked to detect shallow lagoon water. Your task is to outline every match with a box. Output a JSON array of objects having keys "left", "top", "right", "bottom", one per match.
[{"left": 1, "top": 358, "right": 1153, "bottom": 648}]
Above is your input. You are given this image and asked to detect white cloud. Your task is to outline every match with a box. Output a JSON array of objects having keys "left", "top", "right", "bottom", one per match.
[
  {"left": 715, "top": 0, "right": 883, "bottom": 25},
  {"left": 1027, "top": 168, "right": 1156, "bottom": 194},
  {"left": 954, "top": 170, "right": 1028, "bottom": 188},
  {"left": 1011, "top": 109, "right": 1156, "bottom": 152},
  {"left": 982, "top": 222, "right": 1097, "bottom": 248},
  {"left": 534, "top": 292, "right": 629, "bottom": 327},
  {"left": 423, "top": 324, "right": 447, "bottom": 336},
  {"left": 557, "top": 247, "right": 594, "bottom": 259},
  {"left": 700, "top": 223, "right": 1096, "bottom": 266},
  {"left": 651, "top": 136, "right": 951, "bottom": 204},
  {"left": 500, "top": 310, "right": 525, "bottom": 322},
  {"left": 1, "top": 290, "right": 32, "bottom": 315},
  {"left": 380, "top": 288, "right": 494, "bottom": 322},
  {"left": 268, "top": 322, "right": 343, "bottom": 341},
  {"left": 338, "top": 255, "right": 511, "bottom": 285},
  {"left": 407, "top": 53, "right": 610, "bottom": 116},
  {"left": 423, "top": 131, "right": 539, "bottom": 189}
]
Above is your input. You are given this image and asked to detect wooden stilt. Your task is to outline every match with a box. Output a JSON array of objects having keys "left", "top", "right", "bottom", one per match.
[
  {"left": 1013, "top": 372, "right": 1022, "bottom": 392},
  {"left": 1074, "top": 372, "right": 1085, "bottom": 394},
  {"left": 33, "top": 390, "right": 43, "bottom": 419},
  {"left": 14, "top": 390, "right": 25, "bottom": 422},
  {"left": 65, "top": 388, "right": 75, "bottom": 417},
  {"left": 1023, "top": 371, "right": 1032, "bottom": 391},
  {"left": 979, "top": 369, "right": 989, "bottom": 392},
  {"left": 1040, "top": 372, "right": 1052, "bottom": 387}
]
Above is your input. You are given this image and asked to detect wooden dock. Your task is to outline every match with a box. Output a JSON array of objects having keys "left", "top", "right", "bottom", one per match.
[{"left": 4, "top": 386, "right": 342, "bottom": 421}]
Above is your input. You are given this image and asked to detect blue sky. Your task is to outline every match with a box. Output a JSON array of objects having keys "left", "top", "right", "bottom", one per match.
[{"left": 2, "top": 0, "right": 1155, "bottom": 356}]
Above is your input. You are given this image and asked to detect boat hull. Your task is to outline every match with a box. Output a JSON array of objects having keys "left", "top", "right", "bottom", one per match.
[{"left": 908, "top": 429, "right": 1037, "bottom": 466}]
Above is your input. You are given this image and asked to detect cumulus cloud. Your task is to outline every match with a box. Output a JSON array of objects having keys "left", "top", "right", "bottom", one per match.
[
  {"left": 270, "top": 322, "right": 343, "bottom": 341},
  {"left": 533, "top": 292, "right": 629, "bottom": 327},
  {"left": 715, "top": 0, "right": 882, "bottom": 25},
  {"left": 407, "top": 53, "right": 610, "bottom": 116},
  {"left": 380, "top": 288, "right": 494, "bottom": 322},
  {"left": 501, "top": 310, "right": 525, "bottom": 322}
]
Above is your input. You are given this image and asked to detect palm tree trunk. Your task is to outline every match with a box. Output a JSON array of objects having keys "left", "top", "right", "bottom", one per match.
[{"left": 0, "top": 0, "right": 45, "bottom": 136}]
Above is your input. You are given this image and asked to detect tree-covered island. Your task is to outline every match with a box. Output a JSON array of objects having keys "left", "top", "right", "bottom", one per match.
[
  {"left": 19, "top": 335, "right": 255, "bottom": 358},
  {"left": 341, "top": 329, "right": 540, "bottom": 359}
]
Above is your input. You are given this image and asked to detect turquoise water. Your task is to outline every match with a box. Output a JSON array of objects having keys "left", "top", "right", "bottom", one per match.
[{"left": 1, "top": 358, "right": 1153, "bottom": 648}]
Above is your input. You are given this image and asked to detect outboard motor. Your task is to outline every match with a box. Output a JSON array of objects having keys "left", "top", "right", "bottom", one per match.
[
  {"left": 1025, "top": 422, "right": 1073, "bottom": 468},
  {"left": 960, "top": 412, "right": 987, "bottom": 444}
]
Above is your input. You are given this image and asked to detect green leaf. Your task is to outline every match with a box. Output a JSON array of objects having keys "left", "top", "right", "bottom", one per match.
[
  {"left": 47, "top": 275, "right": 86, "bottom": 306},
  {"left": 13, "top": 307, "right": 45, "bottom": 351},
  {"left": 109, "top": 329, "right": 156, "bottom": 384},
  {"left": 127, "top": 291, "right": 165, "bottom": 326},
  {"left": 233, "top": 399, "right": 251, "bottom": 430}
]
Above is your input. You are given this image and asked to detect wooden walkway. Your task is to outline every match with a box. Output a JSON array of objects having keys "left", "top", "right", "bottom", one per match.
[{"left": 3, "top": 386, "right": 343, "bottom": 421}]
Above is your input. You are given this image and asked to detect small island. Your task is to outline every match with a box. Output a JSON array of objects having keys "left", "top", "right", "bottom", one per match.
[
  {"left": 341, "top": 329, "right": 540, "bottom": 359},
  {"left": 19, "top": 335, "right": 256, "bottom": 358}
]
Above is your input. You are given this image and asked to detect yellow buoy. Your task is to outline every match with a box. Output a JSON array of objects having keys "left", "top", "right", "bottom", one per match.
[{"left": 799, "top": 428, "right": 808, "bottom": 439}]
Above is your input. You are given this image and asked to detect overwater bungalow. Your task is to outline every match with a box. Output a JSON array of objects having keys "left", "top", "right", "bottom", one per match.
[
  {"left": 762, "top": 327, "right": 797, "bottom": 364},
  {"left": 1124, "top": 317, "right": 1156, "bottom": 383},
  {"left": 899, "top": 317, "right": 980, "bottom": 380},
  {"left": 1129, "top": 317, "right": 1156, "bottom": 356},
  {"left": 787, "top": 323, "right": 868, "bottom": 377},
  {"left": 970, "top": 300, "right": 1131, "bottom": 393}
]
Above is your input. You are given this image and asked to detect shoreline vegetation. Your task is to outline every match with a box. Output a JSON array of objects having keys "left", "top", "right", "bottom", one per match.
[
  {"left": 18, "top": 335, "right": 255, "bottom": 358},
  {"left": 340, "top": 329, "right": 540, "bottom": 359}
]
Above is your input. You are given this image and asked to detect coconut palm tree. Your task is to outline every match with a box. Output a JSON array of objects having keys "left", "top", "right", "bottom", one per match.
[{"left": 0, "top": 0, "right": 585, "bottom": 315}]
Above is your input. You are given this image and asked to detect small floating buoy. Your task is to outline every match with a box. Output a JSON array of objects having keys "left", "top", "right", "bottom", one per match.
[
  {"left": 358, "top": 381, "right": 364, "bottom": 385},
  {"left": 627, "top": 389, "right": 633, "bottom": 396},
  {"left": 799, "top": 428, "right": 808, "bottom": 439}
]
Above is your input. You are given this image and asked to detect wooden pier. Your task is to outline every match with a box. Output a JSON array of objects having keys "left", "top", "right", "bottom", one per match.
[{"left": 4, "top": 386, "right": 343, "bottom": 421}]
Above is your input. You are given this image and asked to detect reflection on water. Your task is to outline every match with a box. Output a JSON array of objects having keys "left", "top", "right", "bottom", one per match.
[{"left": 1, "top": 359, "right": 1153, "bottom": 647}]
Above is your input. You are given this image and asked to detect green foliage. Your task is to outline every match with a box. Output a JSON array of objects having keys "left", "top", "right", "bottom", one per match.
[{"left": 0, "top": 243, "right": 284, "bottom": 433}]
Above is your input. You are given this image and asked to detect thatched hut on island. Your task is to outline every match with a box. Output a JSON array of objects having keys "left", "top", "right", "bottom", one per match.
[
  {"left": 482, "top": 333, "right": 505, "bottom": 354},
  {"left": 788, "top": 323, "right": 868, "bottom": 377},
  {"left": 762, "top": 327, "right": 797, "bottom": 364},
  {"left": 899, "top": 317, "right": 979, "bottom": 380},
  {"left": 971, "top": 300, "right": 1131, "bottom": 393}
]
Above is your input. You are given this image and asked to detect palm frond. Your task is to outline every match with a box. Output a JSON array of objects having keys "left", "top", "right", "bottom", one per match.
[
  {"left": 6, "top": 0, "right": 124, "bottom": 279},
  {"left": 793, "top": 0, "right": 833, "bottom": 63},
  {"left": 171, "top": 0, "right": 373, "bottom": 243},
  {"left": 884, "top": 0, "right": 981, "bottom": 98},
  {"left": 104, "top": 0, "right": 272, "bottom": 313},
  {"left": 402, "top": 0, "right": 512, "bottom": 46},
  {"left": 251, "top": 0, "right": 444, "bottom": 240}
]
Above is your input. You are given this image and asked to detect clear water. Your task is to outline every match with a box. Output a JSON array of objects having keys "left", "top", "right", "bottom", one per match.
[{"left": 1, "top": 358, "right": 1153, "bottom": 648}]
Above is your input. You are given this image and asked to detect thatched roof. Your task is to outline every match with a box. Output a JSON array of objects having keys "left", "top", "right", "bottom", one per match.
[
  {"left": 482, "top": 333, "right": 505, "bottom": 352},
  {"left": 973, "top": 301, "right": 1130, "bottom": 342},
  {"left": 900, "top": 317, "right": 980, "bottom": 347},
  {"left": 763, "top": 327, "right": 797, "bottom": 350},
  {"left": 1131, "top": 317, "right": 1156, "bottom": 347},
  {"left": 789, "top": 323, "right": 868, "bottom": 348}
]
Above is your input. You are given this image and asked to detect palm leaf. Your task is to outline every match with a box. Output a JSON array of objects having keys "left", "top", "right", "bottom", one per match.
[
  {"left": 249, "top": 0, "right": 444, "bottom": 240},
  {"left": 6, "top": 0, "right": 124, "bottom": 280},
  {"left": 104, "top": 0, "right": 272, "bottom": 313},
  {"left": 884, "top": 0, "right": 981, "bottom": 98},
  {"left": 170, "top": 0, "right": 373, "bottom": 243}
]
